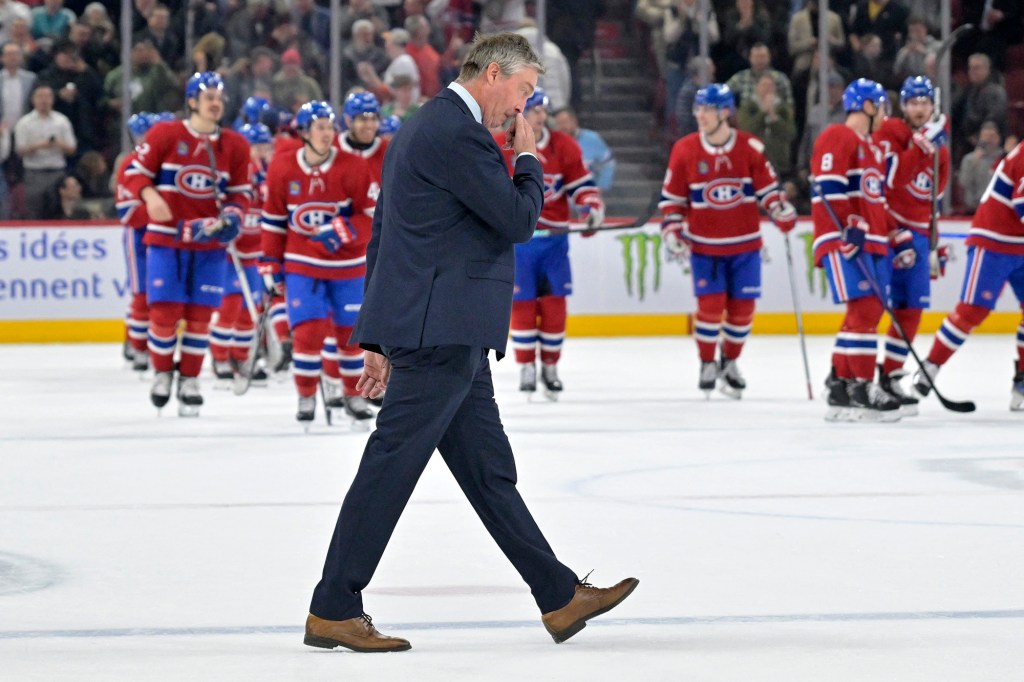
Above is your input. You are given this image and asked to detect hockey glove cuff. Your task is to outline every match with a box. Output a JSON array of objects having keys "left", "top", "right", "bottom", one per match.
[
  {"left": 839, "top": 216, "right": 867, "bottom": 261},
  {"left": 660, "top": 214, "right": 690, "bottom": 261},
  {"left": 929, "top": 244, "right": 951, "bottom": 280},
  {"left": 891, "top": 229, "right": 917, "bottom": 269},
  {"left": 769, "top": 200, "right": 797, "bottom": 233},
  {"left": 312, "top": 216, "right": 355, "bottom": 252}
]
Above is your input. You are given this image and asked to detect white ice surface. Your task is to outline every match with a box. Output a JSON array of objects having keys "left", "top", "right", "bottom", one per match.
[{"left": 1, "top": 336, "right": 1022, "bottom": 681}]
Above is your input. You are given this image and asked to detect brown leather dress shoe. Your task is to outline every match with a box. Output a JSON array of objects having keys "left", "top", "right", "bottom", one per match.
[
  {"left": 304, "top": 613, "right": 411, "bottom": 653},
  {"left": 541, "top": 576, "right": 639, "bottom": 643}
]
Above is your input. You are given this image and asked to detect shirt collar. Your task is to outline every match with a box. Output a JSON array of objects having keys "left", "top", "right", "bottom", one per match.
[{"left": 448, "top": 81, "right": 482, "bottom": 124}]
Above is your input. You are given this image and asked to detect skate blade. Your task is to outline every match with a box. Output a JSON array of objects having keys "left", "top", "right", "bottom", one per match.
[
  {"left": 543, "top": 389, "right": 559, "bottom": 402},
  {"left": 231, "top": 378, "right": 251, "bottom": 396},
  {"left": 213, "top": 378, "right": 233, "bottom": 390},
  {"left": 824, "top": 406, "right": 854, "bottom": 422},
  {"left": 349, "top": 418, "right": 372, "bottom": 431},
  {"left": 718, "top": 385, "right": 743, "bottom": 400},
  {"left": 701, "top": 388, "right": 713, "bottom": 400},
  {"left": 1010, "top": 392, "right": 1024, "bottom": 411},
  {"left": 178, "top": 405, "right": 201, "bottom": 417},
  {"left": 900, "top": 404, "right": 919, "bottom": 417}
]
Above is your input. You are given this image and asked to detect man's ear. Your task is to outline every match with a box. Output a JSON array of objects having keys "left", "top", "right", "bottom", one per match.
[{"left": 486, "top": 61, "right": 501, "bottom": 83}]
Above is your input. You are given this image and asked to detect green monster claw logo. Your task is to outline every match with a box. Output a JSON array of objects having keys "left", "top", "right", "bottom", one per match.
[
  {"left": 799, "top": 231, "right": 829, "bottom": 298},
  {"left": 617, "top": 232, "right": 662, "bottom": 300}
]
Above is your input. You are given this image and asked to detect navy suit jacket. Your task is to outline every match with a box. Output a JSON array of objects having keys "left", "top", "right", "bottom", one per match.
[{"left": 351, "top": 87, "right": 544, "bottom": 358}]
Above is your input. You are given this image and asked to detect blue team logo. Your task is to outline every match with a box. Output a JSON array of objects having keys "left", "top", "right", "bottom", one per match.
[
  {"left": 288, "top": 181, "right": 301, "bottom": 196},
  {"left": 174, "top": 165, "right": 217, "bottom": 200},
  {"left": 697, "top": 160, "right": 709, "bottom": 175},
  {"left": 291, "top": 202, "right": 339, "bottom": 236},
  {"left": 177, "top": 141, "right": 189, "bottom": 156},
  {"left": 907, "top": 170, "right": 933, "bottom": 201},
  {"left": 702, "top": 178, "right": 745, "bottom": 209},
  {"left": 860, "top": 168, "right": 885, "bottom": 203}
]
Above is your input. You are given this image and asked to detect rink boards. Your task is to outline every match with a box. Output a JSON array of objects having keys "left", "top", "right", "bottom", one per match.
[{"left": 0, "top": 218, "right": 1018, "bottom": 342}]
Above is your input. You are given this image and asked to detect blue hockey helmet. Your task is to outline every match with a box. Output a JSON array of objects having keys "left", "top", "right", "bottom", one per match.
[
  {"left": 241, "top": 95, "right": 272, "bottom": 124},
  {"left": 295, "top": 100, "right": 337, "bottom": 131},
  {"left": 843, "top": 78, "right": 889, "bottom": 113},
  {"left": 239, "top": 122, "right": 273, "bottom": 145},
  {"left": 185, "top": 71, "right": 225, "bottom": 100},
  {"left": 127, "top": 112, "right": 154, "bottom": 139},
  {"left": 379, "top": 114, "right": 401, "bottom": 136},
  {"left": 524, "top": 86, "right": 550, "bottom": 112},
  {"left": 343, "top": 91, "right": 381, "bottom": 119},
  {"left": 693, "top": 83, "right": 735, "bottom": 113},
  {"left": 899, "top": 75, "right": 935, "bottom": 104},
  {"left": 151, "top": 111, "right": 177, "bottom": 124}
]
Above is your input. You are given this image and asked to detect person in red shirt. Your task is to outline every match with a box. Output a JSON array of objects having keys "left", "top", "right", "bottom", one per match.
[{"left": 404, "top": 14, "right": 440, "bottom": 97}]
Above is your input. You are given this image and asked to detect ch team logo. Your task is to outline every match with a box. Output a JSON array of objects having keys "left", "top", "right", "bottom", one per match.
[
  {"left": 702, "top": 178, "right": 745, "bottom": 209},
  {"left": 292, "top": 202, "right": 339, "bottom": 236},
  {"left": 860, "top": 168, "right": 885, "bottom": 203},
  {"left": 907, "top": 170, "right": 933, "bottom": 201},
  {"left": 174, "top": 165, "right": 216, "bottom": 200},
  {"left": 617, "top": 232, "right": 662, "bottom": 300}
]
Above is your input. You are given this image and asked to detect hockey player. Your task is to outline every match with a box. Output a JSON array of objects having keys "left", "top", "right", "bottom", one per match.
[
  {"left": 232, "top": 95, "right": 272, "bottom": 131},
  {"left": 209, "top": 122, "right": 273, "bottom": 391},
  {"left": 913, "top": 139, "right": 1024, "bottom": 410},
  {"left": 811, "top": 78, "right": 901, "bottom": 422},
  {"left": 659, "top": 83, "right": 797, "bottom": 398},
  {"left": 494, "top": 87, "right": 605, "bottom": 400},
  {"left": 872, "top": 76, "right": 950, "bottom": 415},
  {"left": 260, "top": 101, "right": 377, "bottom": 425},
  {"left": 125, "top": 72, "right": 251, "bottom": 416}
]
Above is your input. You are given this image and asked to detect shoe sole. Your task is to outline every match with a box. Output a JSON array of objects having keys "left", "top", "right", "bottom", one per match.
[
  {"left": 545, "top": 578, "right": 640, "bottom": 644},
  {"left": 303, "top": 632, "right": 411, "bottom": 653}
]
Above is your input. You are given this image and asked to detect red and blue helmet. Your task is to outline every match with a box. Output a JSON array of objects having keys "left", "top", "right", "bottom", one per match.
[
  {"left": 344, "top": 91, "right": 380, "bottom": 119},
  {"left": 525, "top": 86, "right": 549, "bottom": 112},
  {"left": 379, "top": 114, "right": 401, "bottom": 136},
  {"left": 239, "top": 122, "right": 273, "bottom": 145},
  {"left": 185, "top": 71, "right": 224, "bottom": 100},
  {"left": 843, "top": 78, "right": 888, "bottom": 113},
  {"left": 899, "top": 75, "right": 935, "bottom": 104},
  {"left": 694, "top": 83, "right": 735, "bottom": 113},
  {"left": 127, "top": 111, "right": 154, "bottom": 139},
  {"left": 295, "top": 100, "right": 337, "bottom": 131}
]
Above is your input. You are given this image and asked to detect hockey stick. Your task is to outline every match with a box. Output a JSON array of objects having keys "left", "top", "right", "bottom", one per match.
[
  {"left": 318, "top": 380, "right": 333, "bottom": 426},
  {"left": 781, "top": 231, "right": 814, "bottom": 400},
  {"left": 814, "top": 185, "right": 975, "bottom": 412},
  {"left": 553, "top": 188, "right": 663, "bottom": 234}
]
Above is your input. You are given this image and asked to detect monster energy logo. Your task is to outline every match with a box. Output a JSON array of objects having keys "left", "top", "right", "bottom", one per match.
[
  {"left": 617, "top": 232, "right": 662, "bottom": 300},
  {"left": 799, "top": 231, "right": 829, "bottom": 298}
]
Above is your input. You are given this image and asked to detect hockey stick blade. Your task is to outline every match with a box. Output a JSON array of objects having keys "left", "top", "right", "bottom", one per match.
[{"left": 813, "top": 184, "right": 975, "bottom": 413}]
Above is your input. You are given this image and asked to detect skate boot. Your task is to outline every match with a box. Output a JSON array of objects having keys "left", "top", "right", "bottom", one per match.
[
  {"left": 297, "top": 394, "right": 316, "bottom": 426},
  {"left": 519, "top": 363, "right": 537, "bottom": 395},
  {"left": 369, "top": 396, "right": 384, "bottom": 409},
  {"left": 847, "top": 379, "right": 901, "bottom": 423},
  {"left": 131, "top": 348, "right": 150, "bottom": 373},
  {"left": 878, "top": 364, "right": 919, "bottom": 416},
  {"left": 699, "top": 361, "right": 717, "bottom": 397},
  {"left": 273, "top": 340, "right": 293, "bottom": 374},
  {"left": 541, "top": 363, "right": 563, "bottom": 401},
  {"left": 1010, "top": 363, "right": 1024, "bottom": 411},
  {"left": 322, "top": 380, "right": 346, "bottom": 410},
  {"left": 150, "top": 371, "right": 173, "bottom": 411},
  {"left": 232, "top": 358, "right": 269, "bottom": 395},
  {"left": 344, "top": 396, "right": 375, "bottom": 430},
  {"left": 122, "top": 338, "right": 134, "bottom": 363},
  {"left": 824, "top": 367, "right": 852, "bottom": 422},
  {"left": 718, "top": 358, "right": 745, "bottom": 400},
  {"left": 213, "top": 360, "right": 234, "bottom": 388},
  {"left": 177, "top": 375, "right": 203, "bottom": 417},
  {"left": 912, "top": 360, "right": 940, "bottom": 398}
]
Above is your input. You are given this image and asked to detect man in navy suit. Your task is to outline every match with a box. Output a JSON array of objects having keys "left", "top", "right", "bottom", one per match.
[{"left": 304, "top": 32, "right": 638, "bottom": 653}]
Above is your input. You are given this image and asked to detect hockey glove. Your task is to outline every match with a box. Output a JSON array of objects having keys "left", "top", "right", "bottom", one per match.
[
  {"left": 179, "top": 217, "right": 223, "bottom": 244},
  {"left": 577, "top": 194, "right": 605, "bottom": 237},
  {"left": 769, "top": 200, "right": 797, "bottom": 233},
  {"left": 891, "top": 229, "right": 916, "bottom": 269},
  {"left": 258, "top": 257, "right": 284, "bottom": 296},
  {"left": 929, "top": 244, "right": 951, "bottom": 280},
  {"left": 839, "top": 216, "right": 867, "bottom": 261},
  {"left": 215, "top": 206, "right": 243, "bottom": 244},
  {"left": 312, "top": 216, "right": 355, "bottom": 253},
  {"left": 921, "top": 113, "right": 948, "bottom": 146},
  {"left": 660, "top": 215, "right": 690, "bottom": 261}
]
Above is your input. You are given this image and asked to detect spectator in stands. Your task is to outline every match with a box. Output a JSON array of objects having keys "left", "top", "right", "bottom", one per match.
[
  {"left": 359, "top": 28, "right": 420, "bottom": 103},
  {"left": 271, "top": 47, "right": 323, "bottom": 114},
  {"left": 0, "top": 41, "right": 36, "bottom": 128},
  {"left": 43, "top": 172, "right": 90, "bottom": 219},
  {"left": 634, "top": 0, "right": 678, "bottom": 86},
  {"left": 0, "top": 117, "right": 11, "bottom": 219},
  {"left": 39, "top": 39, "right": 103, "bottom": 157},
  {"left": 552, "top": 106, "right": 616, "bottom": 192},
  {"left": 30, "top": 0, "right": 75, "bottom": 42},
  {"left": 720, "top": 0, "right": 773, "bottom": 80},
  {"left": 295, "top": 0, "right": 331, "bottom": 55},
  {"left": 664, "top": 0, "right": 719, "bottom": 123},
  {"left": 223, "top": 0, "right": 259, "bottom": 63},
  {"left": 78, "top": 5, "right": 118, "bottom": 76},
  {"left": 849, "top": 0, "right": 909, "bottom": 69},
  {"left": 133, "top": 4, "right": 179, "bottom": 71},
  {"left": 380, "top": 73, "right": 420, "bottom": 122},
  {"left": 893, "top": 15, "right": 937, "bottom": 85},
  {"left": 225, "top": 46, "right": 276, "bottom": 124},
  {"left": 14, "top": 83, "right": 76, "bottom": 219},
  {"left": 958, "top": 121, "right": 1004, "bottom": 213},
  {"left": 267, "top": 14, "right": 325, "bottom": 84},
  {"left": 736, "top": 73, "right": 796, "bottom": 179},
  {"left": 478, "top": 0, "right": 526, "bottom": 34},
  {"left": 342, "top": 19, "right": 389, "bottom": 94},
  {"left": 952, "top": 53, "right": 1009, "bottom": 166},
  {"left": 787, "top": 0, "right": 845, "bottom": 79},
  {"left": 131, "top": 0, "right": 156, "bottom": 33},
  {"left": 548, "top": 0, "right": 605, "bottom": 108},
  {"left": 515, "top": 20, "right": 571, "bottom": 110},
  {"left": 401, "top": 0, "right": 447, "bottom": 55},
  {"left": 74, "top": 149, "right": 110, "bottom": 200},
  {"left": 404, "top": 14, "right": 441, "bottom": 98},
  {"left": 796, "top": 70, "right": 846, "bottom": 174},
  {"left": 171, "top": 1, "right": 219, "bottom": 45},
  {"left": 7, "top": 16, "right": 43, "bottom": 72},
  {"left": 674, "top": 55, "right": 714, "bottom": 138},
  {"left": 851, "top": 33, "right": 894, "bottom": 90},
  {"left": 340, "top": 0, "right": 390, "bottom": 40},
  {"left": 0, "top": 1, "right": 31, "bottom": 45},
  {"left": 101, "top": 37, "right": 180, "bottom": 142},
  {"left": 962, "top": 0, "right": 1023, "bottom": 72},
  {"left": 725, "top": 42, "right": 793, "bottom": 110}
]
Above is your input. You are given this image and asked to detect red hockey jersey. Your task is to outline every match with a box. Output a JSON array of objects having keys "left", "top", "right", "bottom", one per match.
[
  {"left": 811, "top": 124, "right": 889, "bottom": 266},
  {"left": 495, "top": 127, "right": 600, "bottom": 233},
  {"left": 124, "top": 121, "right": 252, "bottom": 251},
  {"left": 659, "top": 129, "right": 783, "bottom": 256},
  {"left": 874, "top": 117, "right": 950, "bottom": 234},
  {"left": 232, "top": 158, "right": 267, "bottom": 266},
  {"left": 260, "top": 147, "right": 376, "bottom": 280},
  {"left": 115, "top": 150, "right": 149, "bottom": 229},
  {"left": 338, "top": 132, "right": 388, "bottom": 183},
  {"left": 968, "top": 141, "right": 1024, "bottom": 255}
]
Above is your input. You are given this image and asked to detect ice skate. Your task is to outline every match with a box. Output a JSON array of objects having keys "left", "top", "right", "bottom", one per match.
[
  {"left": 321, "top": 380, "right": 346, "bottom": 409},
  {"left": 131, "top": 348, "right": 149, "bottom": 374},
  {"left": 369, "top": 396, "right": 384, "bottom": 409},
  {"left": 177, "top": 375, "right": 203, "bottom": 417},
  {"left": 541, "top": 364, "right": 563, "bottom": 401},
  {"left": 150, "top": 371, "right": 173, "bottom": 413},
  {"left": 519, "top": 363, "right": 537, "bottom": 398},
  {"left": 344, "top": 396, "right": 375, "bottom": 430},
  {"left": 878, "top": 364, "right": 919, "bottom": 416},
  {"left": 272, "top": 340, "right": 293, "bottom": 375},
  {"left": 912, "top": 360, "right": 940, "bottom": 398},
  {"left": 847, "top": 379, "right": 901, "bottom": 423},
  {"left": 213, "top": 360, "right": 234, "bottom": 389},
  {"left": 824, "top": 367, "right": 852, "bottom": 422},
  {"left": 718, "top": 358, "right": 745, "bottom": 400},
  {"left": 122, "top": 339, "right": 133, "bottom": 364},
  {"left": 1010, "top": 363, "right": 1024, "bottom": 411},
  {"left": 698, "top": 361, "right": 717, "bottom": 398},
  {"left": 297, "top": 394, "right": 316, "bottom": 430}
]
